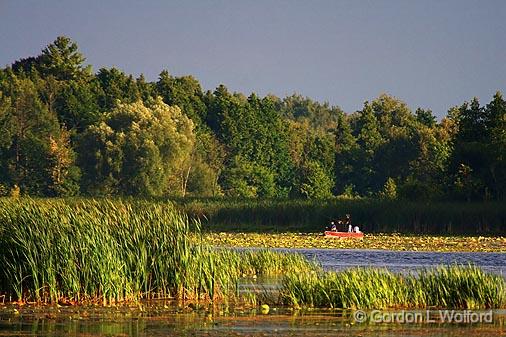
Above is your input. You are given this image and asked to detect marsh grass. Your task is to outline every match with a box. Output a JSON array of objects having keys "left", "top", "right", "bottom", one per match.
[
  {"left": 179, "top": 198, "right": 506, "bottom": 234},
  {"left": 0, "top": 198, "right": 314, "bottom": 304},
  {"left": 1, "top": 197, "right": 503, "bottom": 309},
  {"left": 280, "top": 265, "right": 506, "bottom": 309}
]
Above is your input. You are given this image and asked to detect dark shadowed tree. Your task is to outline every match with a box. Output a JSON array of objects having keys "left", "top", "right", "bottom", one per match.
[
  {"left": 415, "top": 107, "right": 437, "bottom": 128},
  {"left": 96, "top": 68, "right": 140, "bottom": 111},
  {"left": 156, "top": 70, "right": 206, "bottom": 126}
]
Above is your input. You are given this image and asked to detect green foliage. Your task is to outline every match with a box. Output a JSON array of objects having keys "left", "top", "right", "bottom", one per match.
[
  {"left": 351, "top": 102, "right": 384, "bottom": 194},
  {"left": 415, "top": 107, "right": 437, "bottom": 127},
  {"left": 335, "top": 114, "right": 359, "bottom": 194},
  {"left": 54, "top": 79, "right": 101, "bottom": 132},
  {"left": 223, "top": 156, "right": 277, "bottom": 198},
  {"left": 379, "top": 177, "right": 397, "bottom": 200},
  {"left": 78, "top": 98, "right": 195, "bottom": 196},
  {"left": 0, "top": 36, "right": 505, "bottom": 201},
  {"left": 299, "top": 160, "right": 334, "bottom": 199},
  {"left": 339, "top": 184, "right": 359, "bottom": 199},
  {"left": 280, "top": 265, "right": 506, "bottom": 309},
  {"left": 357, "top": 102, "right": 384, "bottom": 152},
  {"left": 448, "top": 94, "right": 506, "bottom": 200},
  {"left": 0, "top": 74, "right": 78, "bottom": 195},
  {"left": 39, "top": 36, "right": 90, "bottom": 81},
  {"left": 281, "top": 93, "right": 343, "bottom": 131},
  {"left": 0, "top": 90, "right": 13, "bottom": 150},
  {"left": 0, "top": 198, "right": 315, "bottom": 303},
  {"left": 484, "top": 92, "right": 506, "bottom": 199},
  {"left": 186, "top": 129, "right": 225, "bottom": 197},
  {"left": 0, "top": 183, "right": 8, "bottom": 196},
  {"left": 181, "top": 198, "right": 506, "bottom": 234},
  {"left": 208, "top": 89, "right": 293, "bottom": 197},
  {"left": 96, "top": 68, "right": 140, "bottom": 111},
  {"left": 156, "top": 70, "right": 207, "bottom": 125}
]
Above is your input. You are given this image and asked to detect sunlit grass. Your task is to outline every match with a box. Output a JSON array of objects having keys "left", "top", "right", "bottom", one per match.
[
  {"left": 280, "top": 265, "right": 506, "bottom": 309},
  {"left": 0, "top": 198, "right": 315, "bottom": 304}
]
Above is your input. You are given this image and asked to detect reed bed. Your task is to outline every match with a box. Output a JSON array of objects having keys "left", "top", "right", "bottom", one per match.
[
  {"left": 179, "top": 198, "right": 506, "bottom": 234},
  {"left": 280, "top": 265, "right": 506, "bottom": 309},
  {"left": 0, "top": 198, "right": 314, "bottom": 304}
]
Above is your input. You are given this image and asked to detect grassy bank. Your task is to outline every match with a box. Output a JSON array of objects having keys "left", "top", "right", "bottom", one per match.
[
  {"left": 280, "top": 265, "right": 506, "bottom": 309},
  {"left": 0, "top": 198, "right": 314, "bottom": 304},
  {"left": 178, "top": 198, "right": 506, "bottom": 235},
  {"left": 203, "top": 232, "right": 506, "bottom": 252}
]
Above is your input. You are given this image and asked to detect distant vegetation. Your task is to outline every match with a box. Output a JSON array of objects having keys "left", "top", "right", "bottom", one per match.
[
  {"left": 180, "top": 198, "right": 506, "bottom": 234},
  {"left": 0, "top": 36, "right": 505, "bottom": 201}
]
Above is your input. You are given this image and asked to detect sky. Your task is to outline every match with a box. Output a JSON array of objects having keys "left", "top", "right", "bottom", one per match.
[{"left": 0, "top": 0, "right": 505, "bottom": 117}]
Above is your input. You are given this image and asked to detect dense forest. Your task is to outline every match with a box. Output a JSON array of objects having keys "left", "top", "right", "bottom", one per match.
[{"left": 0, "top": 36, "right": 504, "bottom": 201}]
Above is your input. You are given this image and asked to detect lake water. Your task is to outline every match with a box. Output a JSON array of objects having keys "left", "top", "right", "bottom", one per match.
[
  {"left": 282, "top": 248, "right": 506, "bottom": 275},
  {"left": 1, "top": 304, "right": 505, "bottom": 337}
]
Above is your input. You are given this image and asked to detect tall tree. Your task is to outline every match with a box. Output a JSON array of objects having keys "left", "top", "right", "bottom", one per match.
[
  {"left": 39, "top": 36, "right": 90, "bottom": 81},
  {"left": 299, "top": 160, "right": 334, "bottom": 199},
  {"left": 334, "top": 113, "right": 359, "bottom": 194},
  {"left": 415, "top": 107, "right": 437, "bottom": 128},
  {"left": 281, "top": 94, "right": 343, "bottom": 131},
  {"left": 136, "top": 74, "right": 154, "bottom": 103},
  {"left": 185, "top": 129, "right": 225, "bottom": 196},
  {"left": 54, "top": 79, "right": 101, "bottom": 132},
  {"left": 96, "top": 68, "right": 140, "bottom": 111},
  {"left": 78, "top": 98, "right": 195, "bottom": 196},
  {"left": 206, "top": 87, "right": 295, "bottom": 197},
  {"left": 449, "top": 98, "right": 489, "bottom": 199},
  {"left": 47, "top": 127, "right": 80, "bottom": 196},
  {"left": 484, "top": 92, "right": 506, "bottom": 198},
  {"left": 156, "top": 70, "right": 206, "bottom": 125},
  {"left": 0, "top": 75, "right": 76, "bottom": 195},
  {"left": 355, "top": 102, "right": 383, "bottom": 194},
  {"left": 0, "top": 90, "right": 13, "bottom": 189}
]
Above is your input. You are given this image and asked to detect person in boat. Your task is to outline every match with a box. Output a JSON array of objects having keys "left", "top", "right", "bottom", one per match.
[
  {"left": 342, "top": 214, "right": 352, "bottom": 232},
  {"left": 330, "top": 221, "right": 337, "bottom": 231},
  {"left": 353, "top": 225, "right": 361, "bottom": 233}
]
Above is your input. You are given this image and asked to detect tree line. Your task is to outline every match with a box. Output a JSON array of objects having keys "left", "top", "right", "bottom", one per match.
[{"left": 0, "top": 36, "right": 504, "bottom": 200}]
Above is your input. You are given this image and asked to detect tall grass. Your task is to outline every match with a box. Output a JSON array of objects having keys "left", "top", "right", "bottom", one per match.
[
  {"left": 280, "top": 265, "right": 506, "bottom": 309},
  {"left": 178, "top": 198, "right": 506, "bottom": 234},
  {"left": 0, "top": 198, "right": 314, "bottom": 304},
  {"left": 2, "top": 197, "right": 503, "bottom": 308}
]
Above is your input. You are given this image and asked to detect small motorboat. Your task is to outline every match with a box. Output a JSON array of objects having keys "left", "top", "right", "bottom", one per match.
[{"left": 324, "top": 231, "right": 364, "bottom": 238}]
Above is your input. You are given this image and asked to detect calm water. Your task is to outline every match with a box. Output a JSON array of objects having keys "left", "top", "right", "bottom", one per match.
[
  {"left": 282, "top": 248, "right": 506, "bottom": 275},
  {"left": 0, "top": 304, "right": 505, "bottom": 337}
]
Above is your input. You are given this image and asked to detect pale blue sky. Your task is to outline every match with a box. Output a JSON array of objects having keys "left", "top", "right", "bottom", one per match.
[{"left": 1, "top": 0, "right": 505, "bottom": 117}]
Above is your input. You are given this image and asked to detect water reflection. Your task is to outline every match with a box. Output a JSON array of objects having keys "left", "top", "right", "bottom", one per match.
[{"left": 0, "top": 304, "right": 504, "bottom": 337}]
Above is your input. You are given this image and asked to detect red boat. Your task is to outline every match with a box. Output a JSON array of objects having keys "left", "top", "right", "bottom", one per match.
[{"left": 324, "top": 231, "right": 364, "bottom": 238}]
